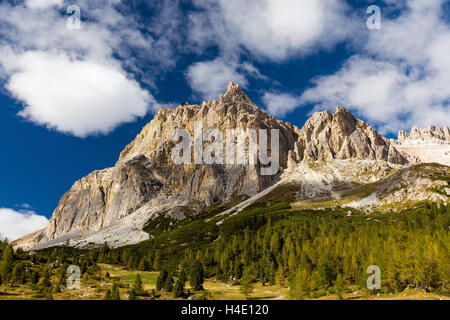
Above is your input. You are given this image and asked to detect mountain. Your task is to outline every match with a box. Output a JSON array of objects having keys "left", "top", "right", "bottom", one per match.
[
  {"left": 14, "top": 82, "right": 300, "bottom": 250},
  {"left": 399, "top": 125, "right": 450, "bottom": 143},
  {"left": 394, "top": 125, "right": 450, "bottom": 166},
  {"left": 13, "top": 82, "right": 448, "bottom": 251},
  {"left": 289, "top": 106, "right": 407, "bottom": 164}
]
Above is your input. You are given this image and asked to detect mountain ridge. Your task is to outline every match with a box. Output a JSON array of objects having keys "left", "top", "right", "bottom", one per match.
[
  {"left": 399, "top": 125, "right": 450, "bottom": 144},
  {"left": 394, "top": 125, "right": 450, "bottom": 166},
  {"left": 12, "top": 82, "right": 448, "bottom": 251}
]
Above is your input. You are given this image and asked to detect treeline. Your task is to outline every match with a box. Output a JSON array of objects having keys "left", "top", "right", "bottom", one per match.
[
  {"left": 1, "top": 202, "right": 449, "bottom": 299},
  {"left": 0, "top": 240, "right": 100, "bottom": 299},
  {"left": 97, "top": 202, "right": 450, "bottom": 298}
]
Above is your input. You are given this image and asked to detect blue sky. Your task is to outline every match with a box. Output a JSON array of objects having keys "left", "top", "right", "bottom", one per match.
[{"left": 0, "top": 0, "right": 449, "bottom": 239}]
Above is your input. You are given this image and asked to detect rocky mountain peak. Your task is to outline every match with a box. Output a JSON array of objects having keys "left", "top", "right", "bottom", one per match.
[
  {"left": 223, "top": 81, "right": 245, "bottom": 99},
  {"left": 119, "top": 82, "right": 298, "bottom": 165},
  {"left": 335, "top": 105, "right": 352, "bottom": 116},
  {"left": 292, "top": 106, "right": 407, "bottom": 164},
  {"left": 13, "top": 85, "right": 410, "bottom": 251},
  {"left": 394, "top": 124, "right": 450, "bottom": 167},
  {"left": 399, "top": 125, "right": 450, "bottom": 143}
]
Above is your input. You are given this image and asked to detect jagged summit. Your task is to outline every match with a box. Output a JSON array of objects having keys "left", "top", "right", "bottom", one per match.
[
  {"left": 394, "top": 124, "right": 450, "bottom": 166},
  {"left": 150, "top": 82, "right": 263, "bottom": 128},
  {"left": 289, "top": 105, "right": 407, "bottom": 164},
  {"left": 159, "top": 82, "right": 257, "bottom": 116},
  {"left": 399, "top": 125, "right": 450, "bottom": 143},
  {"left": 119, "top": 82, "right": 299, "bottom": 165},
  {"left": 222, "top": 81, "right": 247, "bottom": 99}
]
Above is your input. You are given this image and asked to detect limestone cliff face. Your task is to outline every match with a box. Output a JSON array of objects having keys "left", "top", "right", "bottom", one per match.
[
  {"left": 13, "top": 83, "right": 409, "bottom": 250},
  {"left": 15, "top": 83, "right": 301, "bottom": 248},
  {"left": 399, "top": 125, "right": 450, "bottom": 143},
  {"left": 289, "top": 106, "right": 408, "bottom": 165},
  {"left": 42, "top": 155, "right": 163, "bottom": 242},
  {"left": 117, "top": 82, "right": 301, "bottom": 205},
  {"left": 395, "top": 125, "right": 450, "bottom": 166}
]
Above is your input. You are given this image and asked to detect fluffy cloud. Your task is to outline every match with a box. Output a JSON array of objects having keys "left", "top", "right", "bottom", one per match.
[
  {"left": 186, "top": 58, "right": 257, "bottom": 100},
  {"left": 186, "top": 0, "right": 355, "bottom": 99},
  {"left": 5, "top": 51, "right": 152, "bottom": 137},
  {"left": 296, "top": 0, "right": 450, "bottom": 134},
  {"left": 0, "top": 1, "right": 178, "bottom": 137},
  {"left": 262, "top": 92, "right": 302, "bottom": 118},
  {"left": 25, "top": 0, "right": 63, "bottom": 9},
  {"left": 189, "top": 0, "right": 355, "bottom": 60},
  {"left": 0, "top": 208, "right": 48, "bottom": 241}
]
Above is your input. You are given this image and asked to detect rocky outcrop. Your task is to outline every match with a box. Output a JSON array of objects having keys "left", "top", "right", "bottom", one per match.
[
  {"left": 344, "top": 163, "right": 450, "bottom": 211},
  {"left": 399, "top": 125, "right": 450, "bottom": 144},
  {"left": 13, "top": 83, "right": 410, "bottom": 250},
  {"left": 117, "top": 82, "right": 301, "bottom": 206},
  {"left": 289, "top": 106, "right": 408, "bottom": 165},
  {"left": 395, "top": 125, "right": 450, "bottom": 166},
  {"left": 41, "top": 155, "right": 163, "bottom": 243}
]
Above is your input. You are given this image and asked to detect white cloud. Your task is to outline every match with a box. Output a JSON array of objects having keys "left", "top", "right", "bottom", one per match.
[
  {"left": 5, "top": 51, "right": 152, "bottom": 137},
  {"left": 0, "top": 208, "right": 48, "bottom": 241},
  {"left": 186, "top": 0, "right": 356, "bottom": 101},
  {"left": 25, "top": 0, "right": 63, "bottom": 9},
  {"left": 0, "top": 1, "right": 178, "bottom": 137},
  {"left": 186, "top": 58, "right": 250, "bottom": 100},
  {"left": 299, "top": 56, "right": 410, "bottom": 130},
  {"left": 262, "top": 92, "right": 302, "bottom": 118},
  {"left": 189, "top": 0, "right": 355, "bottom": 61},
  {"left": 280, "top": 0, "right": 450, "bottom": 134}
]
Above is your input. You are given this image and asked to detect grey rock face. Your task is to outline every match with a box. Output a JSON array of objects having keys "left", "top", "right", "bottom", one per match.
[
  {"left": 118, "top": 82, "right": 301, "bottom": 206},
  {"left": 290, "top": 106, "right": 408, "bottom": 165},
  {"left": 42, "top": 155, "right": 163, "bottom": 243}
]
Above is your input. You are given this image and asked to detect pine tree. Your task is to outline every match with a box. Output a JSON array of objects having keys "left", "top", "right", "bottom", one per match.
[
  {"left": 111, "top": 282, "right": 121, "bottom": 300},
  {"left": 239, "top": 269, "right": 254, "bottom": 300},
  {"left": 127, "top": 256, "right": 135, "bottom": 270},
  {"left": 290, "top": 269, "right": 310, "bottom": 300},
  {"left": 11, "top": 263, "right": 25, "bottom": 284},
  {"left": 128, "top": 288, "right": 137, "bottom": 300},
  {"left": 318, "top": 254, "right": 337, "bottom": 288},
  {"left": 190, "top": 261, "right": 205, "bottom": 291},
  {"left": 153, "top": 252, "right": 161, "bottom": 271},
  {"left": 156, "top": 268, "right": 168, "bottom": 291},
  {"left": 173, "top": 279, "right": 184, "bottom": 298},
  {"left": 31, "top": 271, "right": 40, "bottom": 285},
  {"left": 179, "top": 268, "right": 187, "bottom": 286},
  {"left": 104, "top": 289, "right": 112, "bottom": 300},
  {"left": 40, "top": 269, "right": 52, "bottom": 289},
  {"left": 0, "top": 244, "right": 14, "bottom": 283},
  {"left": 164, "top": 274, "right": 174, "bottom": 292},
  {"left": 269, "top": 262, "right": 276, "bottom": 286},
  {"left": 57, "top": 267, "right": 66, "bottom": 285},
  {"left": 133, "top": 274, "right": 144, "bottom": 295},
  {"left": 334, "top": 274, "right": 347, "bottom": 300},
  {"left": 275, "top": 265, "right": 286, "bottom": 287},
  {"left": 270, "top": 232, "right": 281, "bottom": 255},
  {"left": 138, "top": 258, "right": 149, "bottom": 271},
  {"left": 287, "top": 247, "right": 297, "bottom": 271},
  {"left": 309, "top": 271, "right": 321, "bottom": 294}
]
